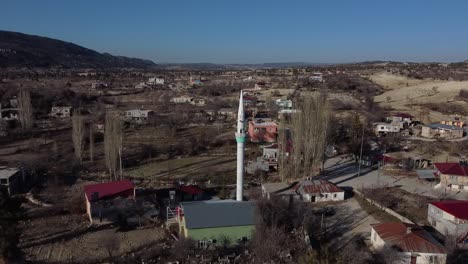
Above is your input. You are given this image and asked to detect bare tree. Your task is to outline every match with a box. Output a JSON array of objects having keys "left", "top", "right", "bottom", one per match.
[
  {"left": 72, "top": 110, "right": 85, "bottom": 164},
  {"left": 291, "top": 93, "right": 330, "bottom": 178},
  {"left": 104, "top": 113, "right": 123, "bottom": 180},
  {"left": 17, "top": 89, "right": 33, "bottom": 132}
]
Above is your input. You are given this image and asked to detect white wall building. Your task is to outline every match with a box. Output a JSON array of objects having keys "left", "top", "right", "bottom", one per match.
[
  {"left": 294, "top": 180, "right": 345, "bottom": 202},
  {"left": 428, "top": 201, "right": 468, "bottom": 241},
  {"left": 371, "top": 222, "right": 447, "bottom": 264},
  {"left": 49, "top": 106, "right": 73, "bottom": 118},
  {"left": 124, "top": 109, "right": 155, "bottom": 124},
  {"left": 171, "top": 96, "right": 193, "bottom": 104},
  {"left": 374, "top": 122, "right": 401, "bottom": 134}
]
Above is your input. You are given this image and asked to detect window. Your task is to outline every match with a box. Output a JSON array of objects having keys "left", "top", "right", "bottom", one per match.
[
  {"left": 0, "top": 178, "right": 7, "bottom": 185},
  {"left": 429, "top": 256, "right": 435, "bottom": 264},
  {"left": 333, "top": 193, "right": 337, "bottom": 198},
  {"left": 460, "top": 185, "right": 465, "bottom": 190},
  {"left": 198, "top": 240, "right": 208, "bottom": 248}
]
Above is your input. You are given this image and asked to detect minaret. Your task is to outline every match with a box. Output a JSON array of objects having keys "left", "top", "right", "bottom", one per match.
[{"left": 235, "top": 91, "right": 246, "bottom": 201}]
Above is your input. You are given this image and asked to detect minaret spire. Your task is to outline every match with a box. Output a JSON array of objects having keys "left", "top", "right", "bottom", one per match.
[{"left": 235, "top": 90, "right": 246, "bottom": 201}]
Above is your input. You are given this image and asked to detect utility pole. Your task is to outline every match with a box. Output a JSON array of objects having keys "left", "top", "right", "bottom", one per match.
[{"left": 357, "top": 124, "right": 365, "bottom": 177}]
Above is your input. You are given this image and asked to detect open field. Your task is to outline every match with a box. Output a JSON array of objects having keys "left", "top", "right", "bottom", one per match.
[
  {"left": 127, "top": 155, "right": 237, "bottom": 185},
  {"left": 366, "top": 72, "right": 431, "bottom": 90},
  {"left": 19, "top": 214, "right": 165, "bottom": 263}
]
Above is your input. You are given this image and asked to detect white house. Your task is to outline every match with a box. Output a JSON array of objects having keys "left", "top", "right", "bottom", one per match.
[
  {"left": 49, "top": 106, "right": 73, "bottom": 118},
  {"left": 148, "top": 77, "right": 164, "bottom": 85},
  {"left": 294, "top": 180, "right": 345, "bottom": 202},
  {"left": 124, "top": 109, "right": 155, "bottom": 124},
  {"left": 274, "top": 99, "right": 293, "bottom": 110},
  {"left": 190, "top": 98, "right": 206, "bottom": 107},
  {"left": 374, "top": 122, "right": 401, "bottom": 134},
  {"left": 171, "top": 95, "right": 193, "bottom": 104},
  {"left": 310, "top": 72, "right": 323, "bottom": 82},
  {"left": 428, "top": 201, "right": 468, "bottom": 242},
  {"left": 0, "top": 167, "right": 21, "bottom": 196},
  {"left": 371, "top": 222, "right": 447, "bottom": 264}
]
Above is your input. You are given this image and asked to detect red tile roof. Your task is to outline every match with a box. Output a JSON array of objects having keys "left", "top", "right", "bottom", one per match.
[
  {"left": 294, "top": 180, "right": 343, "bottom": 194},
  {"left": 393, "top": 113, "right": 413, "bottom": 118},
  {"left": 178, "top": 185, "right": 203, "bottom": 195},
  {"left": 434, "top": 162, "right": 468, "bottom": 177},
  {"left": 84, "top": 180, "right": 134, "bottom": 202},
  {"left": 430, "top": 200, "right": 468, "bottom": 220},
  {"left": 372, "top": 222, "right": 446, "bottom": 254}
]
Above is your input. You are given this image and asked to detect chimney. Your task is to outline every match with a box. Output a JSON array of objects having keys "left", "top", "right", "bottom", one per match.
[{"left": 406, "top": 227, "right": 412, "bottom": 234}]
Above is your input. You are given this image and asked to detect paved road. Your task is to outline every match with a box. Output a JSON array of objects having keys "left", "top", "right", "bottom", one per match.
[{"left": 319, "top": 156, "right": 468, "bottom": 200}]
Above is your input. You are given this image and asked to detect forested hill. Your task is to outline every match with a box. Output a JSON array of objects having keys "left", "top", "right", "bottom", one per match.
[{"left": 0, "top": 30, "right": 157, "bottom": 69}]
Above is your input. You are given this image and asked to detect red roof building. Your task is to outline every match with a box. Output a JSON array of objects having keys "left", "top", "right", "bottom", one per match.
[
  {"left": 84, "top": 180, "right": 135, "bottom": 224},
  {"left": 428, "top": 200, "right": 468, "bottom": 243},
  {"left": 371, "top": 222, "right": 446, "bottom": 263},
  {"left": 84, "top": 179, "right": 135, "bottom": 202},
  {"left": 430, "top": 200, "right": 468, "bottom": 220},
  {"left": 434, "top": 162, "right": 468, "bottom": 192},
  {"left": 293, "top": 180, "right": 344, "bottom": 202}
]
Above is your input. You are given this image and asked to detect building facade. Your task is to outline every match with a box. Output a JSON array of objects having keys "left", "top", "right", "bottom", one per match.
[
  {"left": 421, "top": 124, "right": 463, "bottom": 139},
  {"left": 177, "top": 200, "right": 255, "bottom": 247},
  {"left": 428, "top": 201, "right": 468, "bottom": 241},
  {"left": 434, "top": 162, "right": 468, "bottom": 192},
  {"left": 248, "top": 118, "right": 278, "bottom": 143},
  {"left": 370, "top": 222, "right": 447, "bottom": 264}
]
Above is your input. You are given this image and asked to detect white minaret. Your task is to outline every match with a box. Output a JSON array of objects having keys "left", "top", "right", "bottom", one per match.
[{"left": 235, "top": 91, "right": 246, "bottom": 201}]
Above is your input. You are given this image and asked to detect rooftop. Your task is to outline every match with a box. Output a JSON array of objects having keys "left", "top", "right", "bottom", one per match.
[
  {"left": 84, "top": 180, "right": 134, "bottom": 202},
  {"left": 0, "top": 167, "right": 20, "bottom": 179},
  {"left": 180, "top": 200, "right": 255, "bottom": 229},
  {"left": 294, "top": 180, "right": 343, "bottom": 194},
  {"left": 250, "top": 118, "right": 278, "bottom": 127},
  {"left": 372, "top": 222, "right": 445, "bottom": 254},
  {"left": 434, "top": 162, "right": 468, "bottom": 177},
  {"left": 426, "top": 123, "right": 462, "bottom": 130},
  {"left": 430, "top": 200, "right": 468, "bottom": 220}
]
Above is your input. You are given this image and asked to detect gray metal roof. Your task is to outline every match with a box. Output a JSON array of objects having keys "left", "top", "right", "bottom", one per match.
[
  {"left": 416, "top": 169, "right": 438, "bottom": 179},
  {"left": 180, "top": 200, "right": 255, "bottom": 229},
  {"left": 426, "top": 123, "right": 461, "bottom": 130},
  {"left": 0, "top": 168, "right": 19, "bottom": 179}
]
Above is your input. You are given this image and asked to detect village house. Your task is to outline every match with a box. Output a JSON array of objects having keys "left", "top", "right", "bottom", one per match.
[
  {"left": 84, "top": 180, "right": 136, "bottom": 224},
  {"left": 374, "top": 122, "right": 401, "bottom": 135},
  {"left": 434, "top": 162, "right": 468, "bottom": 192},
  {"left": 0, "top": 167, "right": 22, "bottom": 196},
  {"left": 171, "top": 95, "right": 193, "bottom": 104},
  {"left": 124, "top": 109, "right": 155, "bottom": 124},
  {"left": 217, "top": 108, "right": 237, "bottom": 120},
  {"left": 0, "top": 99, "right": 19, "bottom": 121},
  {"left": 248, "top": 118, "right": 278, "bottom": 143},
  {"left": 293, "top": 180, "right": 345, "bottom": 202},
  {"left": 386, "top": 113, "right": 413, "bottom": 123},
  {"left": 189, "top": 76, "right": 203, "bottom": 86},
  {"left": 49, "top": 106, "right": 72, "bottom": 118},
  {"left": 91, "top": 82, "right": 108, "bottom": 89},
  {"left": 428, "top": 200, "right": 468, "bottom": 243},
  {"left": 254, "top": 82, "right": 266, "bottom": 90},
  {"left": 262, "top": 180, "right": 345, "bottom": 202},
  {"left": 370, "top": 222, "right": 447, "bottom": 264},
  {"left": 440, "top": 118, "right": 464, "bottom": 128},
  {"left": 147, "top": 77, "right": 164, "bottom": 85},
  {"left": 310, "top": 72, "right": 323, "bottom": 82},
  {"left": 190, "top": 98, "right": 206, "bottom": 107},
  {"left": 274, "top": 99, "right": 293, "bottom": 110},
  {"left": 421, "top": 124, "right": 463, "bottom": 139},
  {"left": 176, "top": 200, "right": 255, "bottom": 248}
]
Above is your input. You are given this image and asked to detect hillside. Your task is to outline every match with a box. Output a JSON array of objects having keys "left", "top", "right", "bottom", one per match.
[{"left": 0, "top": 30, "right": 156, "bottom": 69}]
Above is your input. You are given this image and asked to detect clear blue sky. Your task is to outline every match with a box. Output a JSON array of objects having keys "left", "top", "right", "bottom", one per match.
[{"left": 2, "top": 0, "right": 468, "bottom": 64}]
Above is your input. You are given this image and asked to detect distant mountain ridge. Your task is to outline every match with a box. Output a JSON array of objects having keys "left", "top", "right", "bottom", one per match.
[{"left": 0, "top": 30, "right": 157, "bottom": 69}]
